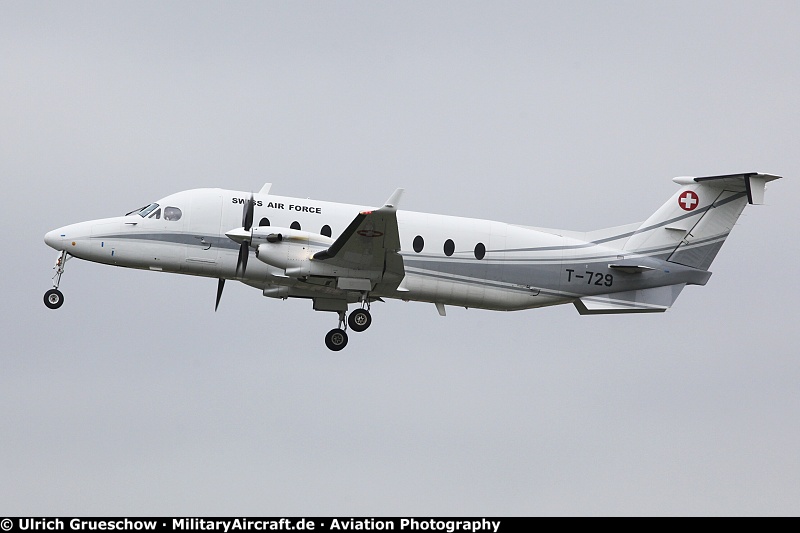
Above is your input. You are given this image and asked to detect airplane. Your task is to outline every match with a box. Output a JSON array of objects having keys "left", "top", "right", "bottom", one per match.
[{"left": 44, "top": 172, "right": 780, "bottom": 351}]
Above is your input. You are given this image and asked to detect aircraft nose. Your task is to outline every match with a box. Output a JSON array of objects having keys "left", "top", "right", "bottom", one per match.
[{"left": 44, "top": 228, "right": 65, "bottom": 251}]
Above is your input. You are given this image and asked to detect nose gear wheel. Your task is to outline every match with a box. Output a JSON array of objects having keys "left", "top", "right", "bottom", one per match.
[
  {"left": 44, "top": 289, "right": 64, "bottom": 309},
  {"left": 44, "top": 251, "right": 69, "bottom": 310}
]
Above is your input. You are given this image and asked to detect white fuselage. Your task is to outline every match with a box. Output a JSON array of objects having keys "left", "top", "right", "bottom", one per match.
[{"left": 44, "top": 187, "right": 699, "bottom": 312}]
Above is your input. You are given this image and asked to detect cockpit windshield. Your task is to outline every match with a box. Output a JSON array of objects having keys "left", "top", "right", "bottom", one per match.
[{"left": 126, "top": 203, "right": 159, "bottom": 217}]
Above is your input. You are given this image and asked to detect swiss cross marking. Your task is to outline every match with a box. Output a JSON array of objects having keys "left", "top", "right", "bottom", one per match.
[{"left": 678, "top": 190, "right": 699, "bottom": 211}]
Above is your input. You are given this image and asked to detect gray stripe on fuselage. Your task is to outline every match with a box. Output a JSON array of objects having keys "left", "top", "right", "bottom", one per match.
[
  {"left": 96, "top": 228, "right": 728, "bottom": 271},
  {"left": 404, "top": 266, "right": 566, "bottom": 299},
  {"left": 90, "top": 232, "right": 239, "bottom": 250},
  {"left": 406, "top": 242, "right": 711, "bottom": 295},
  {"left": 91, "top": 232, "right": 334, "bottom": 250}
]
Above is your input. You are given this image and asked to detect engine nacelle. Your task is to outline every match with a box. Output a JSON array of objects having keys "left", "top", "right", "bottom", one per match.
[
  {"left": 256, "top": 243, "right": 343, "bottom": 278},
  {"left": 252, "top": 226, "right": 332, "bottom": 273},
  {"left": 255, "top": 242, "right": 308, "bottom": 271},
  {"left": 252, "top": 226, "right": 382, "bottom": 282}
]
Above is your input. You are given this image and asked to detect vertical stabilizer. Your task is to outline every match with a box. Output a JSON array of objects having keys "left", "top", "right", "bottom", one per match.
[{"left": 622, "top": 173, "right": 780, "bottom": 270}]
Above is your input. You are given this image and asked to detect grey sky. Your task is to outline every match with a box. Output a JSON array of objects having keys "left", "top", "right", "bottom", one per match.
[{"left": 2, "top": 0, "right": 799, "bottom": 516}]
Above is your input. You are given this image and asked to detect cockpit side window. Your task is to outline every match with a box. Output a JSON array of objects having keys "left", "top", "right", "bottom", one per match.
[
  {"left": 126, "top": 205, "right": 149, "bottom": 216},
  {"left": 130, "top": 203, "right": 160, "bottom": 218},
  {"left": 164, "top": 206, "right": 182, "bottom": 221},
  {"left": 148, "top": 208, "right": 161, "bottom": 219}
]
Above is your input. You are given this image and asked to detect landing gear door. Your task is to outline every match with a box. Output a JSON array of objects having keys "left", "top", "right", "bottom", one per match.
[{"left": 185, "top": 192, "right": 223, "bottom": 274}]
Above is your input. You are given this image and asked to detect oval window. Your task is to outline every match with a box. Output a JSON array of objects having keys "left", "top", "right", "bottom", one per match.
[
  {"left": 413, "top": 235, "right": 424, "bottom": 253},
  {"left": 444, "top": 239, "right": 455, "bottom": 257},
  {"left": 164, "top": 207, "right": 182, "bottom": 221},
  {"left": 290, "top": 221, "right": 301, "bottom": 230},
  {"left": 474, "top": 242, "right": 486, "bottom": 260},
  {"left": 259, "top": 217, "right": 270, "bottom": 227},
  {"left": 321, "top": 225, "right": 332, "bottom": 237}
]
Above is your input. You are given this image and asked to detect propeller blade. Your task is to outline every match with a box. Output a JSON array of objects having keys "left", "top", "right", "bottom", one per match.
[
  {"left": 242, "top": 193, "right": 255, "bottom": 232},
  {"left": 236, "top": 242, "right": 249, "bottom": 277},
  {"left": 215, "top": 278, "right": 225, "bottom": 311},
  {"left": 234, "top": 193, "right": 255, "bottom": 277},
  {"left": 241, "top": 243, "right": 249, "bottom": 274}
]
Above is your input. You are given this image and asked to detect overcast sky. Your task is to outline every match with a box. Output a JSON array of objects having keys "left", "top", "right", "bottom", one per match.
[{"left": 2, "top": 0, "right": 800, "bottom": 516}]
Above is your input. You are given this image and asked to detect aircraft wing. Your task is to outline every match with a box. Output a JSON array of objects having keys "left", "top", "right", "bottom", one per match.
[{"left": 313, "top": 189, "right": 405, "bottom": 288}]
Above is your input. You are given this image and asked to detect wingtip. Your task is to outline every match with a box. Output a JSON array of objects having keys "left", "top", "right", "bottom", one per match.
[{"left": 384, "top": 188, "right": 404, "bottom": 209}]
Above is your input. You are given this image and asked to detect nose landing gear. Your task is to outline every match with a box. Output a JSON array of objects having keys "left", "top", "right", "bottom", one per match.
[{"left": 44, "top": 251, "right": 69, "bottom": 310}]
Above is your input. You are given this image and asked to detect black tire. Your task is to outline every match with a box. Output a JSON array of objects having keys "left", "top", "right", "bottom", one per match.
[
  {"left": 325, "top": 328, "right": 348, "bottom": 351},
  {"left": 348, "top": 309, "right": 372, "bottom": 332},
  {"left": 44, "top": 289, "right": 64, "bottom": 310}
]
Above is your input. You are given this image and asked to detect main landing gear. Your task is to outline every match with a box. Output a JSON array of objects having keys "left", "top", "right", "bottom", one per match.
[
  {"left": 44, "top": 251, "right": 69, "bottom": 310},
  {"left": 325, "top": 311, "right": 350, "bottom": 352},
  {"left": 348, "top": 308, "right": 372, "bottom": 332},
  {"left": 324, "top": 302, "right": 373, "bottom": 351},
  {"left": 325, "top": 325, "right": 348, "bottom": 351}
]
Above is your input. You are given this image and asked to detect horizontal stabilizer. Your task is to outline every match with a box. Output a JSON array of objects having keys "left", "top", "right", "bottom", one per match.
[
  {"left": 574, "top": 284, "right": 686, "bottom": 315},
  {"left": 672, "top": 172, "right": 781, "bottom": 205}
]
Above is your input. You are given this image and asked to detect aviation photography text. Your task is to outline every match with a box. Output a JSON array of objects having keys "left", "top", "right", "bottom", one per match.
[{"left": 6, "top": 519, "right": 502, "bottom": 533}]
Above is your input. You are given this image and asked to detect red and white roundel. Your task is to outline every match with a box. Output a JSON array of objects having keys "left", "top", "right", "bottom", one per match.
[{"left": 678, "top": 190, "right": 700, "bottom": 211}]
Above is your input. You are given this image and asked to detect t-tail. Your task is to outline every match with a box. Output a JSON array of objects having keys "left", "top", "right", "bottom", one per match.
[
  {"left": 623, "top": 172, "right": 780, "bottom": 268},
  {"left": 575, "top": 172, "right": 781, "bottom": 315}
]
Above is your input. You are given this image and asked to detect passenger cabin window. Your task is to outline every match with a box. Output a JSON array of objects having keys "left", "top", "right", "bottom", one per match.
[
  {"left": 474, "top": 242, "right": 486, "bottom": 260},
  {"left": 164, "top": 206, "right": 182, "bottom": 221},
  {"left": 259, "top": 218, "right": 270, "bottom": 227},
  {"left": 444, "top": 239, "right": 455, "bottom": 257},
  {"left": 321, "top": 225, "right": 332, "bottom": 237},
  {"left": 290, "top": 221, "right": 301, "bottom": 230}
]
